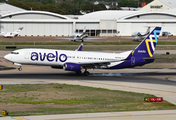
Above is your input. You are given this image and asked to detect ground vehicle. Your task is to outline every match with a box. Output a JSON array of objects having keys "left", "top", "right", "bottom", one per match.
[{"left": 162, "top": 32, "right": 173, "bottom": 36}]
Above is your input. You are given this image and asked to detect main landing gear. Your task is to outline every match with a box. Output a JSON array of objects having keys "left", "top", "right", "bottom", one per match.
[
  {"left": 84, "top": 71, "right": 89, "bottom": 76},
  {"left": 75, "top": 69, "right": 90, "bottom": 76},
  {"left": 133, "top": 39, "right": 139, "bottom": 41}
]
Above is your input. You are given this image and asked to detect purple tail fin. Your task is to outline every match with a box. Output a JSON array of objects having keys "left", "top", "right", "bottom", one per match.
[{"left": 126, "top": 27, "right": 162, "bottom": 59}]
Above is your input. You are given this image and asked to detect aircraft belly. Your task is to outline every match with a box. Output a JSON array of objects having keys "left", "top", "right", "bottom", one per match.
[{"left": 106, "top": 61, "right": 124, "bottom": 69}]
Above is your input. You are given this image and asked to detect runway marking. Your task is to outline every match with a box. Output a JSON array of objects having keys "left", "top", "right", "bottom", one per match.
[
  {"left": 13, "top": 117, "right": 28, "bottom": 120},
  {"left": 113, "top": 112, "right": 135, "bottom": 116}
]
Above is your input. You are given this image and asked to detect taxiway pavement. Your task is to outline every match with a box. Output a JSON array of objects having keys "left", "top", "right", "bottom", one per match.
[{"left": 1, "top": 110, "right": 176, "bottom": 120}]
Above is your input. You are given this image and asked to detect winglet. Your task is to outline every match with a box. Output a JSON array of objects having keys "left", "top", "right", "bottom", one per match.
[{"left": 75, "top": 43, "right": 83, "bottom": 51}]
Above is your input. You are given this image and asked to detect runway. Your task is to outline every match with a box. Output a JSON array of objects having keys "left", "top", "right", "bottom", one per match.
[
  {"left": 1, "top": 110, "right": 176, "bottom": 120},
  {"left": 0, "top": 65, "right": 176, "bottom": 103},
  {"left": 0, "top": 67, "right": 176, "bottom": 120},
  {"left": 0, "top": 51, "right": 176, "bottom": 120}
]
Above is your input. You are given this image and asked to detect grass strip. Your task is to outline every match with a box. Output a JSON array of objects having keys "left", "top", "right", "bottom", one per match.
[
  {"left": 1, "top": 42, "right": 176, "bottom": 45},
  {"left": 0, "top": 84, "right": 175, "bottom": 116}
]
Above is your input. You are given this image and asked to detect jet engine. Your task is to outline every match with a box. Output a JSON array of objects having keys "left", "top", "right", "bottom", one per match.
[{"left": 63, "top": 63, "right": 81, "bottom": 71}]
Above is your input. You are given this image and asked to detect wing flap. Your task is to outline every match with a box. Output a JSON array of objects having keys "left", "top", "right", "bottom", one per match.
[{"left": 77, "top": 59, "right": 123, "bottom": 69}]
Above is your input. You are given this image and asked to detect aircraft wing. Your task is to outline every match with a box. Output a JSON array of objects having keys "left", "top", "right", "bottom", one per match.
[
  {"left": 77, "top": 59, "right": 123, "bottom": 69},
  {"left": 0, "top": 32, "right": 5, "bottom": 36},
  {"left": 79, "top": 32, "right": 86, "bottom": 39}
]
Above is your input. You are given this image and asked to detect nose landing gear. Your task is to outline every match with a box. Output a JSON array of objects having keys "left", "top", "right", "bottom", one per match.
[
  {"left": 13, "top": 63, "right": 22, "bottom": 71},
  {"left": 18, "top": 66, "right": 22, "bottom": 71}
]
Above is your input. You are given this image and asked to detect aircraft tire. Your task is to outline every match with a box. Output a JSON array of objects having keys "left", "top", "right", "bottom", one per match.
[
  {"left": 84, "top": 71, "right": 89, "bottom": 76},
  {"left": 18, "top": 68, "right": 22, "bottom": 71}
]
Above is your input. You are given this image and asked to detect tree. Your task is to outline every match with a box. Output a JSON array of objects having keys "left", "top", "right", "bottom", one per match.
[
  {"left": 81, "top": 2, "right": 94, "bottom": 13},
  {"left": 81, "top": 2, "right": 107, "bottom": 13},
  {"left": 118, "top": 0, "right": 138, "bottom": 8},
  {"left": 8, "top": 0, "right": 28, "bottom": 9},
  {"left": 59, "top": 2, "right": 78, "bottom": 14},
  {"left": 26, "top": 2, "right": 40, "bottom": 10},
  {"left": 97, "top": 3, "right": 107, "bottom": 10}
]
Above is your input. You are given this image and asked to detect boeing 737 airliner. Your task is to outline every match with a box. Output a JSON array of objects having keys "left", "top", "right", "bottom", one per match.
[{"left": 4, "top": 27, "right": 161, "bottom": 76}]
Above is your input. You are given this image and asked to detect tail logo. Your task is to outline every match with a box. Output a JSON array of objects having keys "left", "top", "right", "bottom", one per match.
[{"left": 145, "top": 30, "right": 161, "bottom": 57}]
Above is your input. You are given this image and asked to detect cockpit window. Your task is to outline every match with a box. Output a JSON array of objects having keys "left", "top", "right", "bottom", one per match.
[{"left": 11, "top": 52, "right": 19, "bottom": 54}]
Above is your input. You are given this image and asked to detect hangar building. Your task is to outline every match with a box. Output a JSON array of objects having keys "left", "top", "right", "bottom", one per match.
[
  {"left": 140, "top": 0, "right": 176, "bottom": 11},
  {"left": 0, "top": 2, "right": 176, "bottom": 37}
]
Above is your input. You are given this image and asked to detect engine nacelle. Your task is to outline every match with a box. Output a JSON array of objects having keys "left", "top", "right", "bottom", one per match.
[{"left": 63, "top": 63, "right": 81, "bottom": 71}]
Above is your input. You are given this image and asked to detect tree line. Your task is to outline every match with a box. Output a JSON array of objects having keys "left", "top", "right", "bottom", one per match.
[{"left": 3, "top": 0, "right": 153, "bottom": 15}]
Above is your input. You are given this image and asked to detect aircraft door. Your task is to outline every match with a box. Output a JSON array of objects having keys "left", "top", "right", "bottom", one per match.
[{"left": 131, "top": 57, "right": 135, "bottom": 66}]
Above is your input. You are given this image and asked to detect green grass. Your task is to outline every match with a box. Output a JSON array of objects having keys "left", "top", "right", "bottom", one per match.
[
  {"left": 4, "top": 98, "right": 90, "bottom": 104},
  {"left": 0, "top": 84, "right": 176, "bottom": 116},
  {"left": 1, "top": 41, "right": 176, "bottom": 51}
]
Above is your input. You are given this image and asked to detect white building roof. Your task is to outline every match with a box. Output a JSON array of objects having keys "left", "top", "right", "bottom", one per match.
[
  {"left": 0, "top": 3, "right": 25, "bottom": 15},
  {"left": 78, "top": 10, "right": 141, "bottom": 20},
  {"left": 163, "top": 8, "right": 176, "bottom": 14},
  {"left": 159, "top": 0, "right": 176, "bottom": 9},
  {"left": 1, "top": 11, "right": 71, "bottom": 20}
]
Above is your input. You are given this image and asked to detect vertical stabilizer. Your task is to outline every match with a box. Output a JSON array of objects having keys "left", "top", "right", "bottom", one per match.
[
  {"left": 126, "top": 27, "right": 161, "bottom": 59},
  {"left": 145, "top": 27, "right": 150, "bottom": 35},
  {"left": 14, "top": 27, "right": 23, "bottom": 34},
  {"left": 83, "top": 26, "right": 86, "bottom": 33}
]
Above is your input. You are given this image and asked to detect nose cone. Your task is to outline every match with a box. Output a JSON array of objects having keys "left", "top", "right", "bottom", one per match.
[{"left": 4, "top": 54, "right": 11, "bottom": 61}]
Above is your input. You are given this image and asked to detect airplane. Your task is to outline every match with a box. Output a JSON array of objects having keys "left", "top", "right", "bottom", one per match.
[
  {"left": 122, "top": 27, "right": 151, "bottom": 41},
  {"left": 57, "top": 27, "right": 88, "bottom": 42},
  {"left": 0, "top": 27, "right": 24, "bottom": 38},
  {"left": 70, "top": 27, "right": 88, "bottom": 42},
  {"left": 4, "top": 27, "right": 161, "bottom": 76},
  {"left": 132, "top": 27, "right": 150, "bottom": 41}
]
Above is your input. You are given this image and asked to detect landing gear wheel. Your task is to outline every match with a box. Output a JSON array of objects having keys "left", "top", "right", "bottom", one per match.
[
  {"left": 74, "top": 40, "right": 76, "bottom": 42},
  {"left": 76, "top": 70, "right": 82, "bottom": 75},
  {"left": 82, "top": 40, "right": 84, "bottom": 42},
  {"left": 18, "top": 67, "right": 22, "bottom": 71},
  {"left": 84, "top": 71, "right": 89, "bottom": 76}
]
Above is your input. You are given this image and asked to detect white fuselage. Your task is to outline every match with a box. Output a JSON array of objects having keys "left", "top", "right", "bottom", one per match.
[
  {"left": 70, "top": 33, "right": 88, "bottom": 41},
  {"left": 4, "top": 48, "right": 131, "bottom": 69},
  {"left": 0, "top": 27, "right": 23, "bottom": 37},
  {"left": 132, "top": 32, "right": 147, "bottom": 39}
]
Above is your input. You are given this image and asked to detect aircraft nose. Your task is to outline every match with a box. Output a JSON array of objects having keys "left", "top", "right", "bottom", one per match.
[{"left": 4, "top": 54, "right": 11, "bottom": 61}]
